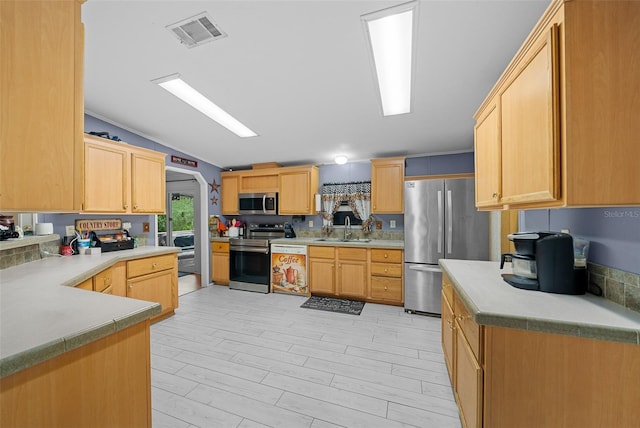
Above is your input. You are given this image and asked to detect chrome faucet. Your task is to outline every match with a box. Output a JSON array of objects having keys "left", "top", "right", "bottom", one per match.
[{"left": 344, "top": 216, "right": 352, "bottom": 240}]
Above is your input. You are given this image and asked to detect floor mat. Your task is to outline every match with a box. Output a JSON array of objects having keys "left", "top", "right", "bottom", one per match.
[{"left": 300, "top": 296, "right": 365, "bottom": 316}]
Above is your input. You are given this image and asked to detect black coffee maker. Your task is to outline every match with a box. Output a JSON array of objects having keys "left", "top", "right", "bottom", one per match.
[
  {"left": 284, "top": 222, "right": 296, "bottom": 238},
  {"left": 501, "top": 232, "right": 586, "bottom": 295}
]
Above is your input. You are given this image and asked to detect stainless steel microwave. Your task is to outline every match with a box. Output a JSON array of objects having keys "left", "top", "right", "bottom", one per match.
[{"left": 238, "top": 192, "right": 278, "bottom": 215}]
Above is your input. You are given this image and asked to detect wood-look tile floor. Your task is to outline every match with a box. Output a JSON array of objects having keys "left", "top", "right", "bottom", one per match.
[{"left": 151, "top": 285, "right": 461, "bottom": 428}]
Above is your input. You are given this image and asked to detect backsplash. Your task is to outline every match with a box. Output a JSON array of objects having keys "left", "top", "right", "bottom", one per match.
[
  {"left": 0, "top": 240, "right": 60, "bottom": 270},
  {"left": 588, "top": 263, "right": 640, "bottom": 314},
  {"left": 294, "top": 229, "right": 404, "bottom": 241}
]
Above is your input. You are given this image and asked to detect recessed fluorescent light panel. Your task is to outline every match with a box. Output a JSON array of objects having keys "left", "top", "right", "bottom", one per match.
[
  {"left": 361, "top": 1, "right": 419, "bottom": 116},
  {"left": 152, "top": 74, "right": 257, "bottom": 138}
]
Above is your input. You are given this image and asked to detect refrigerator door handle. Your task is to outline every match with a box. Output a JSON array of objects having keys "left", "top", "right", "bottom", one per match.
[
  {"left": 408, "top": 265, "right": 442, "bottom": 273},
  {"left": 447, "top": 189, "right": 453, "bottom": 254},
  {"left": 437, "top": 190, "right": 443, "bottom": 253}
]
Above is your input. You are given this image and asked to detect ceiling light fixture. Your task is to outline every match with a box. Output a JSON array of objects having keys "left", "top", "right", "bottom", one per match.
[
  {"left": 361, "top": 1, "right": 419, "bottom": 116},
  {"left": 152, "top": 73, "right": 257, "bottom": 138},
  {"left": 335, "top": 155, "right": 348, "bottom": 165}
]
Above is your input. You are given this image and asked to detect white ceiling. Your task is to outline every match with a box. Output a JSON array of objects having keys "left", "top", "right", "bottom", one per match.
[{"left": 83, "top": 0, "right": 550, "bottom": 170}]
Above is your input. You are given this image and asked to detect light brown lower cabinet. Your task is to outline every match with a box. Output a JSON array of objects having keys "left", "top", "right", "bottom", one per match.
[
  {"left": 76, "top": 277, "right": 93, "bottom": 290},
  {"left": 308, "top": 245, "right": 403, "bottom": 305},
  {"left": 336, "top": 247, "right": 368, "bottom": 298},
  {"left": 75, "top": 262, "right": 127, "bottom": 295},
  {"left": 0, "top": 321, "right": 152, "bottom": 427},
  {"left": 93, "top": 261, "right": 126, "bottom": 294},
  {"left": 74, "top": 256, "right": 177, "bottom": 322},
  {"left": 127, "top": 254, "right": 178, "bottom": 322},
  {"left": 442, "top": 277, "right": 483, "bottom": 428},
  {"left": 442, "top": 272, "right": 640, "bottom": 428},
  {"left": 368, "top": 249, "right": 403, "bottom": 304},
  {"left": 308, "top": 246, "right": 336, "bottom": 295},
  {"left": 211, "top": 241, "right": 229, "bottom": 285}
]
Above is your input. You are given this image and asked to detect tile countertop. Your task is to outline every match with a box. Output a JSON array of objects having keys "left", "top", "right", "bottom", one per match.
[
  {"left": 0, "top": 246, "right": 180, "bottom": 378},
  {"left": 439, "top": 259, "right": 640, "bottom": 345}
]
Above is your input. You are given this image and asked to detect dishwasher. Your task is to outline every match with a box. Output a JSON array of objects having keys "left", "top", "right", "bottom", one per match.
[{"left": 270, "top": 244, "right": 308, "bottom": 295}]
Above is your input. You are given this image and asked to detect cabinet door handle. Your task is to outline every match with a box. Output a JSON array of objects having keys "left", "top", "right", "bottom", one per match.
[
  {"left": 384, "top": 285, "right": 388, "bottom": 290},
  {"left": 384, "top": 268, "right": 388, "bottom": 273},
  {"left": 134, "top": 205, "right": 139, "bottom": 209},
  {"left": 447, "top": 319, "right": 456, "bottom": 330},
  {"left": 384, "top": 253, "right": 388, "bottom": 258},
  {"left": 152, "top": 262, "right": 157, "bottom": 268},
  {"left": 123, "top": 204, "right": 128, "bottom": 209}
]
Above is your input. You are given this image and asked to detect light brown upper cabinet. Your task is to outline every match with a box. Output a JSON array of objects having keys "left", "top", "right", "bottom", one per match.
[
  {"left": 221, "top": 165, "right": 318, "bottom": 215},
  {"left": 474, "top": 97, "right": 502, "bottom": 208},
  {"left": 221, "top": 174, "right": 239, "bottom": 215},
  {"left": 474, "top": 0, "right": 640, "bottom": 209},
  {"left": 278, "top": 167, "right": 319, "bottom": 215},
  {"left": 371, "top": 157, "right": 405, "bottom": 213},
  {"left": 0, "top": 0, "right": 85, "bottom": 212},
  {"left": 83, "top": 134, "right": 166, "bottom": 214}
]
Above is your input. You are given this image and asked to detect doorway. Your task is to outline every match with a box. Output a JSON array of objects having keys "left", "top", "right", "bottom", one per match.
[
  {"left": 162, "top": 190, "right": 196, "bottom": 274},
  {"left": 160, "top": 167, "right": 210, "bottom": 288}
]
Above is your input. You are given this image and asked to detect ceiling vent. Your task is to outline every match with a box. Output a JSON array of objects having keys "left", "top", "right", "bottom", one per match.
[{"left": 167, "top": 12, "right": 227, "bottom": 48}]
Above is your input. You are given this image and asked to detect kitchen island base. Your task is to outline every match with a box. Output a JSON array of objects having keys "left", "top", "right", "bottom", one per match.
[
  {"left": 484, "top": 326, "right": 639, "bottom": 428},
  {"left": 0, "top": 321, "right": 152, "bottom": 427}
]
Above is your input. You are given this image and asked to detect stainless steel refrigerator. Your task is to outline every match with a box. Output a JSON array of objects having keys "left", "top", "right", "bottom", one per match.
[{"left": 404, "top": 178, "right": 489, "bottom": 315}]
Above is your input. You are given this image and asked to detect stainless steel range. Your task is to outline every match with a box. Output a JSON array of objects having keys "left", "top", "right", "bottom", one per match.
[{"left": 229, "top": 223, "right": 285, "bottom": 293}]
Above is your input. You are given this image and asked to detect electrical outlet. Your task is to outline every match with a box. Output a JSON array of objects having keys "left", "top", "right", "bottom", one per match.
[
  {"left": 390, "top": 220, "right": 396, "bottom": 229},
  {"left": 65, "top": 225, "right": 75, "bottom": 236},
  {"left": 308, "top": 220, "right": 314, "bottom": 227},
  {"left": 143, "top": 222, "right": 150, "bottom": 232},
  {"left": 561, "top": 228, "right": 570, "bottom": 234},
  {"left": 376, "top": 221, "right": 382, "bottom": 230}
]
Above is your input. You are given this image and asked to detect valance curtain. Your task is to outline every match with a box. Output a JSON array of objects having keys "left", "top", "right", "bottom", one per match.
[{"left": 320, "top": 181, "right": 374, "bottom": 233}]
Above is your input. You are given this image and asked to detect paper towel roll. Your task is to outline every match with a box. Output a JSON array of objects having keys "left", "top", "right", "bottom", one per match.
[{"left": 35, "top": 223, "right": 53, "bottom": 235}]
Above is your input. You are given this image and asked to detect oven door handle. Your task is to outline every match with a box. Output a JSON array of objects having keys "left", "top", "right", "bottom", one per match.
[{"left": 230, "top": 246, "right": 269, "bottom": 254}]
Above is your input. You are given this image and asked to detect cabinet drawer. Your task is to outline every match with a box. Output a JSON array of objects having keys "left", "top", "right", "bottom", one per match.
[
  {"left": 127, "top": 254, "right": 176, "bottom": 278},
  {"left": 93, "top": 267, "right": 113, "bottom": 292},
  {"left": 370, "top": 249, "right": 402, "bottom": 263},
  {"left": 370, "top": 262, "right": 402, "bottom": 277},
  {"left": 370, "top": 277, "right": 402, "bottom": 301},
  {"left": 76, "top": 278, "right": 93, "bottom": 290},
  {"left": 337, "top": 247, "right": 367, "bottom": 261},
  {"left": 455, "top": 295, "right": 482, "bottom": 362},
  {"left": 309, "top": 245, "right": 335, "bottom": 259},
  {"left": 212, "top": 241, "right": 229, "bottom": 253}
]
